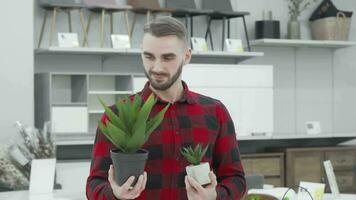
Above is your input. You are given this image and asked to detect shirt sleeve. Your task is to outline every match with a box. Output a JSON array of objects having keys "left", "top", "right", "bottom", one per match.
[
  {"left": 86, "top": 113, "right": 119, "bottom": 200},
  {"left": 213, "top": 101, "right": 247, "bottom": 200}
]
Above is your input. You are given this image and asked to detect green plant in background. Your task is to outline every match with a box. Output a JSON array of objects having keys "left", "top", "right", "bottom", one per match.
[
  {"left": 98, "top": 93, "right": 170, "bottom": 154},
  {"left": 287, "top": 0, "right": 317, "bottom": 19},
  {"left": 180, "top": 143, "right": 209, "bottom": 166}
]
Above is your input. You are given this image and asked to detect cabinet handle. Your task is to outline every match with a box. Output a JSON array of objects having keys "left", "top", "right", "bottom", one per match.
[{"left": 251, "top": 132, "right": 267, "bottom": 136}]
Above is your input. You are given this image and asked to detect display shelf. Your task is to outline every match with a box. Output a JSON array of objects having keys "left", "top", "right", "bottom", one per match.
[
  {"left": 35, "top": 47, "right": 264, "bottom": 63},
  {"left": 88, "top": 91, "right": 133, "bottom": 95},
  {"left": 251, "top": 39, "right": 356, "bottom": 49}
]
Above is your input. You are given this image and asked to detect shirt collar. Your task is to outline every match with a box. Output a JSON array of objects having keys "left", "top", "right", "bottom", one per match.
[{"left": 140, "top": 81, "right": 198, "bottom": 104}]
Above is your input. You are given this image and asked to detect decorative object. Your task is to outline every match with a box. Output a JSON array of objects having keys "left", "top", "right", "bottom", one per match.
[
  {"left": 180, "top": 143, "right": 210, "bottom": 185},
  {"left": 98, "top": 93, "right": 169, "bottom": 185},
  {"left": 0, "top": 121, "right": 55, "bottom": 191},
  {"left": 255, "top": 11, "right": 280, "bottom": 39},
  {"left": 286, "top": 0, "right": 317, "bottom": 39},
  {"left": 309, "top": 0, "right": 353, "bottom": 40},
  {"left": 191, "top": 37, "right": 209, "bottom": 52}
]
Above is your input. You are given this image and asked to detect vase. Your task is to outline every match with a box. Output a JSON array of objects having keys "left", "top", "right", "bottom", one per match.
[{"left": 288, "top": 16, "right": 301, "bottom": 39}]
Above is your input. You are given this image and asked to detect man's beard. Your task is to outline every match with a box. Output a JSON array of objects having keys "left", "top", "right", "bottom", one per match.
[{"left": 144, "top": 62, "right": 183, "bottom": 91}]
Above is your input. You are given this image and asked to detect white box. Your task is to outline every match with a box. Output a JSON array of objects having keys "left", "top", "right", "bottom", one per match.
[{"left": 57, "top": 33, "right": 79, "bottom": 48}]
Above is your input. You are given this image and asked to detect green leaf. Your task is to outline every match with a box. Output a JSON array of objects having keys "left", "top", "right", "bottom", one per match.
[
  {"left": 98, "top": 97, "right": 129, "bottom": 133},
  {"left": 132, "top": 94, "right": 143, "bottom": 120},
  {"left": 132, "top": 93, "right": 156, "bottom": 136},
  {"left": 116, "top": 99, "right": 131, "bottom": 134},
  {"left": 200, "top": 144, "right": 209, "bottom": 162},
  {"left": 106, "top": 121, "right": 128, "bottom": 153}
]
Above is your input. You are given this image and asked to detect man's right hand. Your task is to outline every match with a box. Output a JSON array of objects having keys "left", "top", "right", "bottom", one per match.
[{"left": 108, "top": 165, "right": 147, "bottom": 200}]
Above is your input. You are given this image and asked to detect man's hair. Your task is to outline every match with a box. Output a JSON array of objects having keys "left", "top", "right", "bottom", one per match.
[{"left": 143, "top": 16, "right": 188, "bottom": 48}]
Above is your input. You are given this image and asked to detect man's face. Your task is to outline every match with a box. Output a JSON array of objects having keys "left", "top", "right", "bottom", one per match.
[{"left": 141, "top": 33, "right": 190, "bottom": 91}]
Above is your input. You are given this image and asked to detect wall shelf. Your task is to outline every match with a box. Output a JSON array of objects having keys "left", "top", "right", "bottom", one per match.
[
  {"left": 35, "top": 47, "right": 264, "bottom": 63},
  {"left": 251, "top": 39, "right": 356, "bottom": 49},
  {"left": 88, "top": 91, "right": 133, "bottom": 95}
]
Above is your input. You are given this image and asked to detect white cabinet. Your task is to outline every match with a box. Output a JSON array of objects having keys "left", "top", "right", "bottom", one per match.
[
  {"left": 183, "top": 64, "right": 274, "bottom": 137},
  {"left": 35, "top": 73, "right": 138, "bottom": 141}
]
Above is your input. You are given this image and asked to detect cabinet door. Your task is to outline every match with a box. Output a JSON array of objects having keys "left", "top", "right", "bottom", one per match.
[
  {"left": 325, "top": 151, "right": 355, "bottom": 170},
  {"left": 183, "top": 64, "right": 273, "bottom": 87},
  {"left": 190, "top": 88, "right": 273, "bottom": 137},
  {"left": 286, "top": 150, "right": 324, "bottom": 187}
]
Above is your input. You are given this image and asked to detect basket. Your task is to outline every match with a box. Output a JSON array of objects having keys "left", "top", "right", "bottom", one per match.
[{"left": 310, "top": 12, "right": 351, "bottom": 41}]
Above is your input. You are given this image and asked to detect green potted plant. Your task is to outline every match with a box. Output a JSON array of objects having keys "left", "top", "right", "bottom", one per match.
[
  {"left": 286, "top": 0, "right": 317, "bottom": 39},
  {"left": 180, "top": 143, "right": 210, "bottom": 185},
  {"left": 98, "top": 93, "right": 169, "bottom": 186}
]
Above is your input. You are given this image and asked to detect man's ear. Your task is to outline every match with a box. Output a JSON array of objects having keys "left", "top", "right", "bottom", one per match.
[{"left": 184, "top": 48, "right": 192, "bottom": 65}]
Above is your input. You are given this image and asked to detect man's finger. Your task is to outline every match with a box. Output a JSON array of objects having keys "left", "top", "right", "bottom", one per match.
[
  {"left": 122, "top": 176, "right": 135, "bottom": 190},
  {"left": 185, "top": 176, "right": 192, "bottom": 190},
  {"left": 139, "top": 172, "right": 147, "bottom": 192},
  {"left": 187, "top": 176, "right": 204, "bottom": 193},
  {"left": 209, "top": 171, "right": 218, "bottom": 187},
  {"left": 131, "top": 174, "right": 144, "bottom": 195},
  {"left": 108, "top": 165, "right": 116, "bottom": 186}
]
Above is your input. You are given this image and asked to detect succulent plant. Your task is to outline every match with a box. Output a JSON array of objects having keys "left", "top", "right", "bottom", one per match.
[
  {"left": 180, "top": 143, "right": 209, "bottom": 166},
  {"left": 287, "top": 0, "right": 317, "bottom": 19},
  {"left": 98, "top": 93, "right": 169, "bottom": 154}
]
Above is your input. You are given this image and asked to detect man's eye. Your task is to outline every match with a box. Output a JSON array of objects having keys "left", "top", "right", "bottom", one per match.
[
  {"left": 163, "top": 56, "right": 174, "bottom": 61},
  {"left": 145, "top": 56, "right": 154, "bottom": 60}
]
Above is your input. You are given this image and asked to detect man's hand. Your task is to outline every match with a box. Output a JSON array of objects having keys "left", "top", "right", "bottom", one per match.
[
  {"left": 185, "top": 171, "right": 218, "bottom": 200},
  {"left": 108, "top": 165, "right": 147, "bottom": 200}
]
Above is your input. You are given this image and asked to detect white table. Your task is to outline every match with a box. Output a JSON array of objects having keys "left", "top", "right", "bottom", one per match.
[
  {"left": 323, "top": 194, "right": 356, "bottom": 200},
  {"left": 0, "top": 190, "right": 85, "bottom": 200}
]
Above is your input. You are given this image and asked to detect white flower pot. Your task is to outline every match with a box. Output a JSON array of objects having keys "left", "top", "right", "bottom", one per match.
[{"left": 185, "top": 162, "right": 211, "bottom": 185}]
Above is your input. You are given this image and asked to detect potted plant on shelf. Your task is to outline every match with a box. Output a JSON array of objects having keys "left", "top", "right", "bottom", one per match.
[
  {"left": 98, "top": 93, "right": 169, "bottom": 186},
  {"left": 286, "top": 0, "right": 317, "bottom": 39},
  {"left": 180, "top": 143, "right": 210, "bottom": 185}
]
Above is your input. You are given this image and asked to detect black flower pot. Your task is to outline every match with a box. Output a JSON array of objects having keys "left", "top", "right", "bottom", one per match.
[{"left": 110, "top": 149, "right": 148, "bottom": 186}]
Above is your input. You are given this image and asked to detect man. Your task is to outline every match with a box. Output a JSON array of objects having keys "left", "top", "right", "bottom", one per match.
[{"left": 86, "top": 16, "right": 246, "bottom": 200}]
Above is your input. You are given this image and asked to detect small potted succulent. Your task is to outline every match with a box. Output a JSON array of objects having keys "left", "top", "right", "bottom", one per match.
[
  {"left": 98, "top": 93, "right": 169, "bottom": 186},
  {"left": 180, "top": 143, "right": 210, "bottom": 185}
]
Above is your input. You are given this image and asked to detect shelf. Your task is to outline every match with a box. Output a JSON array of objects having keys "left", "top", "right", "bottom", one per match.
[
  {"left": 88, "top": 91, "right": 133, "bottom": 95},
  {"left": 35, "top": 47, "right": 264, "bottom": 63},
  {"left": 52, "top": 102, "right": 87, "bottom": 106},
  {"left": 88, "top": 110, "right": 104, "bottom": 114},
  {"left": 251, "top": 39, "right": 356, "bottom": 49}
]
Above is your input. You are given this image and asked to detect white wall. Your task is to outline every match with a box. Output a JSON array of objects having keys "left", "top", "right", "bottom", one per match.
[{"left": 0, "top": 1, "right": 34, "bottom": 141}]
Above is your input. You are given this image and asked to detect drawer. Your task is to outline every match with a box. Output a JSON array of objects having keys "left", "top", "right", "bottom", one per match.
[
  {"left": 265, "top": 177, "right": 283, "bottom": 187},
  {"left": 242, "top": 157, "right": 281, "bottom": 176},
  {"left": 334, "top": 171, "right": 356, "bottom": 192},
  {"left": 242, "top": 159, "right": 253, "bottom": 175},
  {"left": 325, "top": 151, "right": 355, "bottom": 169},
  {"left": 252, "top": 158, "right": 280, "bottom": 176}
]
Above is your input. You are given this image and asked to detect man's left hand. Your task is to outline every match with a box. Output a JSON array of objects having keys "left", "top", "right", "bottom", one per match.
[{"left": 185, "top": 171, "right": 218, "bottom": 200}]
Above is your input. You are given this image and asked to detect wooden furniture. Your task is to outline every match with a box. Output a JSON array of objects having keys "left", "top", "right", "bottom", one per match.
[
  {"left": 285, "top": 146, "right": 356, "bottom": 193},
  {"left": 83, "top": 0, "right": 132, "bottom": 47},
  {"left": 165, "top": 0, "right": 213, "bottom": 47},
  {"left": 38, "top": 0, "right": 87, "bottom": 48},
  {"left": 127, "top": 0, "right": 173, "bottom": 39},
  {"left": 202, "top": 0, "right": 250, "bottom": 51},
  {"left": 241, "top": 153, "right": 285, "bottom": 187}
]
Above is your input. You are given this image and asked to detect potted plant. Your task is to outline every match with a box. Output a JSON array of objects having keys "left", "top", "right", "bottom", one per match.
[
  {"left": 98, "top": 93, "right": 169, "bottom": 186},
  {"left": 286, "top": 0, "right": 317, "bottom": 39},
  {"left": 180, "top": 143, "right": 210, "bottom": 185}
]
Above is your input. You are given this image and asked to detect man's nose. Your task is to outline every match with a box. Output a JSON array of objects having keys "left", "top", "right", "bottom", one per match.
[{"left": 152, "top": 60, "right": 164, "bottom": 71}]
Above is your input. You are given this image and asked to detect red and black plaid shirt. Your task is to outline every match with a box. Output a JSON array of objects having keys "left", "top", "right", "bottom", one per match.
[{"left": 86, "top": 81, "right": 246, "bottom": 200}]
